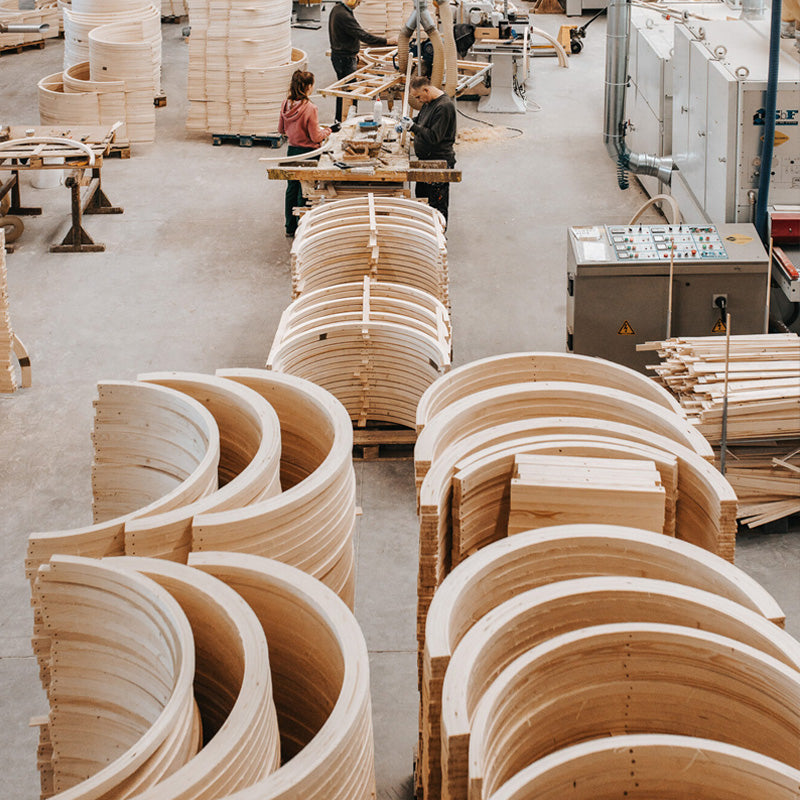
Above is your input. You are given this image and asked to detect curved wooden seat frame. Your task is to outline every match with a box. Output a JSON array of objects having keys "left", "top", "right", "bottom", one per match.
[
  {"left": 108, "top": 556, "right": 281, "bottom": 799},
  {"left": 125, "top": 372, "right": 283, "bottom": 562},
  {"left": 188, "top": 551, "right": 376, "bottom": 800},
  {"left": 190, "top": 369, "right": 357, "bottom": 607},
  {"left": 32, "top": 555, "right": 197, "bottom": 799},
  {"left": 416, "top": 525, "right": 784, "bottom": 800},
  {"left": 487, "top": 734, "right": 800, "bottom": 800},
  {"left": 440, "top": 575, "right": 800, "bottom": 800},
  {"left": 468, "top": 623, "right": 800, "bottom": 799}
]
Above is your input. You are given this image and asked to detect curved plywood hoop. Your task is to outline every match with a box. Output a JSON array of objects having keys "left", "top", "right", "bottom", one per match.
[
  {"left": 188, "top": 551, "right": 376, "bottom": 800},
  {"left": 414, "top": 382, "right": 711, "bottom": 489},
  {"left": 107, "top": 556, "right": 281, "bottom": 799},
  {"left": 468, "top": 623, "right": 800, "bottom": 799},
  {"left": 32, "top": 555, "right": 197, "bottom": 799},
  {"left": 26, "top": 381, "right": 220, "bottom": 585},
  {"left": 440, "top": 576, "right": 800, "bottom": 800},
  {"left": 191, "top": 369, "right": 357, "bottom": 607},
  {"left": 125, "top": 372, "right": 282, "bottom": 562},
  {"left": 417, "top": 525, "right": 784, "bottom": 800},
  {"left": 415, "top": 353, "right": 685, "bottom": 432},
  {"left": 487, "top": 735, "right": 800, "bottom": 800}
]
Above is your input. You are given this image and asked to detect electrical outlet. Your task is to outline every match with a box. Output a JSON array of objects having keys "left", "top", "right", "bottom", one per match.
[{"left": 712, "top": 294, "right": 728, "bottom": 310}]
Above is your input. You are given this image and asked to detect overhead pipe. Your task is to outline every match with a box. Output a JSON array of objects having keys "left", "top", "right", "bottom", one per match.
[
  {"left": 437, "top": 1, "right": 459, "bottom": 96},
  {"left": 603, "top": 0, "right": 673, "bottom": 189},
  {"left": 397, "top": 0, "right": 445, "bottom": 93}
]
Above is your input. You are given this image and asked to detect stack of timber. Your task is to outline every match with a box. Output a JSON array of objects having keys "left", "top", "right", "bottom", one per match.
[
  {"left": 267, "top": 276, "right": 451, "bottom": 429},
  {"left": 290, "top": 195, "right": 448, "bottom": 304},
  {"left": 39, "top": 0, "right": 161, "bottom": 142},
  {"left": 0, "top": 0, "right": 59, "bottom": 49},
  {"left": 161, "top": 0, "right": 186, "bottom": 17},
  {"left": 35, "top": 0, "right": 62, "bottom": 33},
  {"left": 31, "top": 555, "right": 199, "bottom": 799},
  {"left": 185, "top": 0, "right": 304, "bottom": 135},
  {"left": 0, "top": 232, "right": 18, "bottom": 393},
  {"left": 354, "top": 0, "right": 414, "bottom": 36},
  {"left": 642, "top": 333, "right": 800, "bottom": 526},
  {"left": 417, "top": 525, "right": 795, "bottom": 800},
  {"left": 26, "top": 369, "right": 358, "bottom": 606},
  {"left": 507, "top": 454, "right": 667, "bottom": 535}
]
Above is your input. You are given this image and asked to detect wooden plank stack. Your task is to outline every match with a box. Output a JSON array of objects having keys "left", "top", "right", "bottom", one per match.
[
  {"left": 0, "top": 231, "right": 18, "bottom": 393},
  {"left": 185, "top": 0, "right": 303, "bottom": 135},
  {"left": 507, "top": 454, "right": 667, "bottom": 535},
  {"left": 418, "top": 525, "right": 797, "bottom": 800},
  {"left": 642, "top": 333, "right": 800, "bottom": 527},
  {"left": 0, "top": 0, "right": 59, "bottom": 48},
  {"left": 354, "top": 0, "right": 414, "bottom": 37}
]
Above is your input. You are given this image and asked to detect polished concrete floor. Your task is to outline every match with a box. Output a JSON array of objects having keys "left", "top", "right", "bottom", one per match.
[{"left": 1, "top": 6, "right": 799, "bottom": 798}]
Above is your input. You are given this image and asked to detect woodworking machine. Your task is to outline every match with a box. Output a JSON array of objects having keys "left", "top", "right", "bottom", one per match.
[{"left": 566, "top": 222, "right": 770, "bottom": 372}]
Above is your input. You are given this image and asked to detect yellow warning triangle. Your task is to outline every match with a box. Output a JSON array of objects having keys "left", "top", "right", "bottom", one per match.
[
  {"left": 618, "top": 320, "right": 636, "bottom": 335},
  {"left": 712, "top": 317, "right": 727, "bottom": 333}
]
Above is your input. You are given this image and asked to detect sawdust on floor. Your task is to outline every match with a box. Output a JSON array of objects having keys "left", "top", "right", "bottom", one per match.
[{"left": 456, "top": 126, "right": 522, "bottom": 146}]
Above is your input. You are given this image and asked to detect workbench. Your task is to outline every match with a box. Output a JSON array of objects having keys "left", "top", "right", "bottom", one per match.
[
  {"left": 265, "top": 116, "right": 461, "bottom": 205},
  {"left": 0, "top": 126, "right": 123, "bottom": 253}
]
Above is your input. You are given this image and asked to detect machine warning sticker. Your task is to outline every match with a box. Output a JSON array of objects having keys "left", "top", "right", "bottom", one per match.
[
  {"left": 712, "top": 318, "right": 727, "bottom": 333},
  {"left": 725, "top": 234, "right": 753, "bottom": 244},
  {"left": 618, "top": 321, "right": 636, "bottom": 335}
]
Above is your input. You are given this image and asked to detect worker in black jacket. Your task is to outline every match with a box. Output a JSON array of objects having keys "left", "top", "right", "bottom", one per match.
[
  {"left": 328, "top": 0, "right": 396, "bottom": 121},
  {"left": 399, "top": 75, "right": 457, "bottom": 225}
]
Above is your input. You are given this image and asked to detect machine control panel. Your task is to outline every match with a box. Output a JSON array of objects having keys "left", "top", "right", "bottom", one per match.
[{"left": 606, "top": 224, "right": 729, "bottom": 261}]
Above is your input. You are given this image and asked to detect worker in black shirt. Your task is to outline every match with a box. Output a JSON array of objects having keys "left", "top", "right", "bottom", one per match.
[
  {"left": 400, "top": 75, "right": 457, "bottom": 225},
  {"left": 328, "top": 0, "right": 396, "bottom": 121}
]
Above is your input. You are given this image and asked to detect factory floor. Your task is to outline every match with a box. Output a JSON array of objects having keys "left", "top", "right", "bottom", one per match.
[{"left": 1, "top": 5, "right": 799, "bottom": 797}]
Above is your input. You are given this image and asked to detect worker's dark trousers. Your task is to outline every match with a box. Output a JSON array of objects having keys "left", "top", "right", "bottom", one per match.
[
  {"left": 284, "top": 144, "right": 315, "bottom": 236},
  {"left": 415, "top": 182, "right": 451, "bottom": 227},
  {"left": 331, "top": 52, "right": 359, "bottom": 121}
]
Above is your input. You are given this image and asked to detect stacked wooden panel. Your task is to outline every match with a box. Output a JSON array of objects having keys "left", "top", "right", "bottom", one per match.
[
  {"left": 268, "top": 277, "right": 451, "bottom": 429},
  {"left": 643, "top": 333, "right": 800, "bottom": 526},
  {"left": 0, "top": 232, "right": 18, "bottom": 393},
  {"left": 161, "top": 0, "right": 186, "bottom": 16},
  {"left": 418, "top": 525, "right": 794, "bottom": 800},
  {"left": 185, "top": 0, "right": 302, "bottom": 135},
  {"left": 506, "top": 454, "right": 666, "bottom": 535},
  {"left": 0, "top": 0, "right": 59, "bottom": 47},
  {"left": 31, "top": 556, "right": 199, "bottom": 799},
  {"left": 354, "top": 0, "right": 414, "bottom": 37},
  {"left": 291, "top": 196, "right": 448, "bottom": 304}
]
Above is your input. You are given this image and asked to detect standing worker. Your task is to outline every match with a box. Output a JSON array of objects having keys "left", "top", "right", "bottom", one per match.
[
  {"left": 399, "top": 75, "right": 457, "bottom": 226},
  {"left": 328, "top": 0, "right": 397, "bottom": 121},
  {"left": 278, "top": 70, "right": 331, "bottom": 238}
]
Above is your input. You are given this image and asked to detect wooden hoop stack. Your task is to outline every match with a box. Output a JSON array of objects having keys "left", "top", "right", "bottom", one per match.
[
  {"left": 32, "top": 555, "right": 199, "bottom": 799},
  {"left": 417, "top": 525, "right": 791, "bottom": 800},
  {"left": 185, "top": 0, "right": 302, "bottom": 135},
  {"left": 354, "top": 0, "right": 413, "bottom": 37},
  {"left": 268, "top": 277, "right": 451, "bottom": 429},
  {"left": 291, "top": 196, "right": 448, "bottom": 304}
]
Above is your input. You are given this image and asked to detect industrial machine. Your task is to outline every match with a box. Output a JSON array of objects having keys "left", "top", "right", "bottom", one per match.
[{"left": 566, "top": 222, "right": 770, "bottom": 372}]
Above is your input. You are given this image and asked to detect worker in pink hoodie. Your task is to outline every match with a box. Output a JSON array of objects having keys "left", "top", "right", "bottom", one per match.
[{"left": 279, "top": 70, "right": 332, "bottom": 237}]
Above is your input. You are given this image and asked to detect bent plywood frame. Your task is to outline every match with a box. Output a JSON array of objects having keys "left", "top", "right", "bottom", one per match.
[
  {"left": 467, "top": 623, "right": 800, "bottom": 799},
  {"left": 417, "top": 525, "right": 784, "bottom": 800},
  {"left": 26, "top": 381, "right": 220, "bottom": 584},
  {"left": 125, "top": 372, "right": 282, "bottom": 562},
  {"left": 487, "top": 734, "right": 800, "bottom": 800},
  {"left": 190, "top": 369, "right": 357, "bottom": 607},
  {"left": 415, "top": 352, "right": 685, "bottom": 433},
  {"left": 107, "top": 556, "right": 281, "bottom": 799},
  {"left": 32, "top": 555, "right": 197, "bottom": 799},
  {"left": 188, "top": 551, "right": 376, "bottom": 800},
  {"left": 440, "top": 575, "right": 800, "bottom": 800}
]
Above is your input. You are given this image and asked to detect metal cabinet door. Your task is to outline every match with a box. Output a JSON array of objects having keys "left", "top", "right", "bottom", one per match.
[{"left": 705, "top": 58, "right": 738, "bottom": 223}]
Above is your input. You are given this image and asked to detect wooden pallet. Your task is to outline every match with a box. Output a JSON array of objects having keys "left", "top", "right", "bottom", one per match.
[
  {"left": 212, "top": 132, "right": 285, "bottom": 148},
  {"left": 0, "top": 38, "right": 45, "bottom": 55},
  {"left": 160, "top": 13, "right": 187, "bottom": 22},
  {"left": 353, "top": 421, "right": 417, "bottom": 460}
]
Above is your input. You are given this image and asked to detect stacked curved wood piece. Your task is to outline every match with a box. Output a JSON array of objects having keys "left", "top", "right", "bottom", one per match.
[
  {"left": 417, "top": 524, "right": 800, "bottom": 800},
  {"left": 30, "top": 551, "right": 375, "bottom": 799},
  {"left": 0, "top": 0, "right": 59, "bottom": 46},
  {"left": 270, "top": 194, "right": 451, "bottom": 431},
  {"left": 185, "top": 0, "right": 305, "bottom": 135},
  {"left": 643, "top": 333, "right": 800, "bottom": 527},
  {"left": 0, "top": 232, "right": 18, "bottom": 393},
  {"left": 38, "top": 0, "right": 161, "bottom": 142},
  {"left": 161, "top": 0, "right": 186, "bottom": 16},
  {"left": 26, "top": 368, "right": 357, "bottom": 607},
  {"left": 354, "top": 0, "right": 414, "bottom": 37}
]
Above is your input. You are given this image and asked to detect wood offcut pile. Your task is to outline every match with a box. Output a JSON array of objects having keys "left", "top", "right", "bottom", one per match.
[
  {"left": 642, "top": 334, "right": 800, "bottom": 527},
  {"left": 412, "top": 351, "right": 744, "bottom": 799}
]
